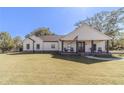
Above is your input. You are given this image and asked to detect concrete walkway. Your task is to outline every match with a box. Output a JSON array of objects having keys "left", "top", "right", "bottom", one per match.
[{"left": 85, "top": 56, "right": 124, "bottom": 61}]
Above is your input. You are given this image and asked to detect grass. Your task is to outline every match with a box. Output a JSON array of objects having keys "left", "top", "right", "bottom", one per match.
[
  {"left": 0, "top": 53, "right": 124, "bottom": 84},
  {"left": 94, "top": 54, "right": 124, "bottom": 58},
  {"left": 113, "top": 54, "right": 124, "bottom": 58}
]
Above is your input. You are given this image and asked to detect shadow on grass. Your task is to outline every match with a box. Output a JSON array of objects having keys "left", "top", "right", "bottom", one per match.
[
  {"left": 51, "top": 54, "right": 109, "bottom": 64},
  {"left": 7, "top": 52, "right": 36, "bottom": 55},
  {"left": 94, "top": 54, "right": 121, "bottom": 59},
  {"left": 7, "top": 52, "right": 114, "bottom": 64},
  {"left": 7, "top": 52, "right": 57, "bottom": 55}
]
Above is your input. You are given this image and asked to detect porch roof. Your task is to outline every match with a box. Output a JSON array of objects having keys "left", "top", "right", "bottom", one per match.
[{"left": 60, "top": 23, "right": 112, "bottom": 41}]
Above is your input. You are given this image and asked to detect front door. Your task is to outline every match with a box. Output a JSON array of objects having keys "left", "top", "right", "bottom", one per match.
[{"left": 78, "top": 42, "right": 85, "bottom": 53}]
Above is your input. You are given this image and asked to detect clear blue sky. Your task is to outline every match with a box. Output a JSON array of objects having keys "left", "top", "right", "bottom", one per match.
[{"left": 0, "top": 7, "right": 120, "bottom": 38}]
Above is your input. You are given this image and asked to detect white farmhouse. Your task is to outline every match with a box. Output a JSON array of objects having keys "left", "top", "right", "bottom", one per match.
[{"left": 23, "top": 23, "right": 111, "bottom": 54}]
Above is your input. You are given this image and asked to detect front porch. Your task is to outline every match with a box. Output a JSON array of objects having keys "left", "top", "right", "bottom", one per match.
[{"left": 60, "top": 40, "right": 109, "bottom": 55}]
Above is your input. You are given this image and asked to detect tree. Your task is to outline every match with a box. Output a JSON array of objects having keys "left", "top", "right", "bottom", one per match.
[
  {"left": 13, "top": 36, "right": 23, "bottom": 51},
  {"left": 117, "top": 32, "right": 124, "bottom": 49},
  {"left": 75, "top": 11, "right": 109, "bottom": 32},
  {"left": 0, "top": 32, "right": 14, "bottom": 53},
  {"left": 25, "top": 27, "right": 55, "bottom": 38},
  {"left": 76, "top": 7, "right": 124, "bottom": 49}
]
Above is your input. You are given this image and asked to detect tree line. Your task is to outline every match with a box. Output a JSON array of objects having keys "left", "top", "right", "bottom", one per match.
[{"left": 0, "top": 32, "right": 23, "bottom": 53}]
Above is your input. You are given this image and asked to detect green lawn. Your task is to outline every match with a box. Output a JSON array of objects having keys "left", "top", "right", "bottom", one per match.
[{"left": 0, "top": 53, "right": 124, "bottom": 84}]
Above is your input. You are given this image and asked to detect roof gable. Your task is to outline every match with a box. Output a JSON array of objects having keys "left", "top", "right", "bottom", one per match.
[
  {"left": 61, "top": 24, "right": 112, "bottom": 41},
  {"left": 23, "top": 35, "right": 42, "bottom": 42}
]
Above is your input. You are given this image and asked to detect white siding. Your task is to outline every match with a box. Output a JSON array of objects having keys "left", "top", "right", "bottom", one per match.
[
  {"left": 23, "top": 38, "right": 33, "bottom": 51},
  {"left": 85, "top": 41, "right": 91, "bottom": 52},
  {"left": 34, "top": 42, "right": 43, "bottom": 51},
  {"left": 43, "top": 42, "right": 59, "bottom": 51},
  {"left": 23, "top": 36, "right": 43, "bottom": 51},
  {"left": 58, "top": 41, "right": 62, "bottom": 51},
  {"left": 59, "top": 40, "right": 106, "bottom": 52},
  {"left": 95, "top": 41, "right": 106, "bottom": 52},
  {"left": 85, "top": 40, "right": 106, "bottom": 52}
]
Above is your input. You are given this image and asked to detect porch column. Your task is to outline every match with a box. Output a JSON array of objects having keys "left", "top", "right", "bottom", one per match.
[
  {"left": 91, "top": 40, "right": 94, "bottom": 53},
  {"left": 76, "top": 40, "right": 78, "bottom": 53},
  {"left": 61, "top": 41, "right": 64, "bottom": 52},
  {"left": 106, "top": 40, "right": 109, "bottom": 53},
  {"left": 83, "top": 41, "right": 85, "bottom": 53}
]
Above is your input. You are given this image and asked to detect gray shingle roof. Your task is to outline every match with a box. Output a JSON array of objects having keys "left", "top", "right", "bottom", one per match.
[{"left": 40, "top": 35, "right": 64, "bottom": 42}]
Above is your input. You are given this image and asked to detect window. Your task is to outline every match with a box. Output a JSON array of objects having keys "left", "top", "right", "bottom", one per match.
[
  {"left": 98, "top": 47, "right": 102, "bottom": 53},
  {"left": 26, "top": 44, "right": 30, "bottom": 49},
  {"left": 36, "top": 44, "right": 40, "bottom": 49},
  {"left": 98, "top": 47, "right": 102, "bottom": 51},
  {"left": 51, "top": 44, "right": 55, "bottom": 48}
]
